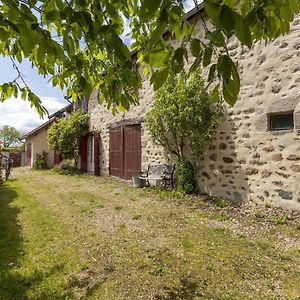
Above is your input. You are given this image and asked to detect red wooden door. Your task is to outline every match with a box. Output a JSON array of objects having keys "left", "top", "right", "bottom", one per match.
[
  {"left": 109, "top": 126, "right": 124, "bottom": 178},
  {"left": 109, "top": 124, "right": 141, "bottom": 180},
  {"left": 54, "top": 151, "right": 62, "bottom": 165},
  {"left": 94, "top": 132, "right": 100, "bottom": 176},
  {"left": 26, "top": 143, "right": 32, "bottom": 166},
  {"left": 124, "top": 124, "right": 141, "bottom": 180},
  {"left": 80, "top": 136, "right": 88, "bottom": 172}
]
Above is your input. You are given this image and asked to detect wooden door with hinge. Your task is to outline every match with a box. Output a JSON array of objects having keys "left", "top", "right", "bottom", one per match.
[
  {"left": 109, "top": 126, "right": 124, "bottom": 178},
  {"left": 109, "top": 124, "right": 141, "bottom": 180}
]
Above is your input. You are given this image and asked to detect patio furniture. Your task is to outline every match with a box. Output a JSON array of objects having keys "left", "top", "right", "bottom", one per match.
[{"left": 139, "top": 163, "right": 175, "bottom": 188}]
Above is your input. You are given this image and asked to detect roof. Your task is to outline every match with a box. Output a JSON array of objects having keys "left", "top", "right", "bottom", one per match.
[
  {"left": 48, "top": 104, "right": 72, "bottom": 119},
  {"left": 21, "top": 117, "right": 55, "bottom": 140}
]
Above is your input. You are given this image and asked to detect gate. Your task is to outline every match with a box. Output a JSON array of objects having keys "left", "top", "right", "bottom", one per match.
[
  {"left": 109, "top": 124, "right": 141, "bottom": 180},
  {"left": 26, "top": 143, "right": 32, "bottom": 166}
]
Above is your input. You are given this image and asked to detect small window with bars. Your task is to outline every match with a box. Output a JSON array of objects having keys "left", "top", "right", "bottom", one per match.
[{"left": 269, "top": 112, "right": 294, "bottom": 131}]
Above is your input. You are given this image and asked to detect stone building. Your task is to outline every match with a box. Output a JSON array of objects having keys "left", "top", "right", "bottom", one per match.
[{"left": 84, "top": 6, "right": 300, "bottom": 210}]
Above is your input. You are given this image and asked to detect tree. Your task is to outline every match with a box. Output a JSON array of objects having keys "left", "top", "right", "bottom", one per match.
[
  {"left": 146, "top": 69, "right": 223, "bottom": 193},
  {"left": 48, "top": 110, "right": 89, "bottom": 165},
  {"left": 0, "top": 125, "right": 21, "bottom": 147},
  {"left": 0, "top": 1, "right": 298, "bottom": 114}
]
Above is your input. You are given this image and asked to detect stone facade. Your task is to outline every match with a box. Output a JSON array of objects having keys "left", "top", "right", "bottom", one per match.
[{"left": 88, "top": 10, "right": 300, "bottom": 210}]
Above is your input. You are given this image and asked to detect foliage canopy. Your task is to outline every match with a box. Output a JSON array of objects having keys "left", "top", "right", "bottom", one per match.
[
  {"left": 0, "top": 125, "right": 21, "bottom": 147},
  {"left": 48, "top": 110, "right": 89, "bottom": 164},
  {"left": 0, "top": 0, "right": 298, "bottom": 114}
]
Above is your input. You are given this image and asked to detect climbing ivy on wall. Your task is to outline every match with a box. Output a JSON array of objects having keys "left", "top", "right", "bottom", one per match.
[{"left": 146, "top": 69, "right": 223, "bottom": 193}]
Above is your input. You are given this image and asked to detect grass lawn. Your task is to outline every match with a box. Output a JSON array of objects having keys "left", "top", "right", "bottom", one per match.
[{"left": 0, "top": 167, "right": 299, "bottom": 300}]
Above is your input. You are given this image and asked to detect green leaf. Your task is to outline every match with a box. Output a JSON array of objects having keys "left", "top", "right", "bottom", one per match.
[
  {"left": 220, "top": 5, "right": 236, "bottom": 34},
  {"left": 211, "top": 84, "right": 220, "bottom": 102},
  {"left": 204, "top": 0, "right": 222, "bottom": 27},
  {"left": 149, "top": 18, "right": 167, "bottom": 44},
  {"left": 45, "top": 10, "right": 60, "bottom": 22},
  {"left": 140, "top": 0, "right": 162, "bottom": 21},
  {"left": 208, "top": 64, "right": 217, "bottom": 82},
  {"left": 171, "top": 47, "right": 185, "bottom": 73},
  {"left": 217, "top": 55, "right": 232, "bottom": 82},
  {"left": 188, "top": 53, "right": 202, "bottom": 74},
  {"left": 210, "top": 30, "right": 225, "bottom": 47},
  {"left": 223, "top": 77, "right": 239, "bottom": 106},
  {"left": 234, "top": 14, "right": 252, "bottom": 48},
  {"left": 190, "top": 38, "right": 201, "bottom": 57},
  {"left": 203, "top": 46, "right": 213, "bottom": 67},
  {"left": 145, "top": 49, "right": 170, "bottom": 67},
  {"left": 150, "top": 68, "right": 169, "bottom": 90}
]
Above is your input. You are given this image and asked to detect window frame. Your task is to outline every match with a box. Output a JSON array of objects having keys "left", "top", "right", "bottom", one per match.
[{"left": 268, "top": 111, "right": 294, "bottom": 131}]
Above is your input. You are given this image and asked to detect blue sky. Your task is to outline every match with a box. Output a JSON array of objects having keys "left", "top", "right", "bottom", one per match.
[{"left": 0, "top": 0, "right": 197, "bottom": 134}]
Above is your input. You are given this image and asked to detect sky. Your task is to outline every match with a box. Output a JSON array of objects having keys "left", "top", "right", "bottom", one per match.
[{"left": 0, "top": 0, "right": 197, "bottom": 135}]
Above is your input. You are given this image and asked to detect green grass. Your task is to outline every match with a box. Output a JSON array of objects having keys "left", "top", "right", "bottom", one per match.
[{"left": 0, "top": 168, "right": 299, "bottom": 299}]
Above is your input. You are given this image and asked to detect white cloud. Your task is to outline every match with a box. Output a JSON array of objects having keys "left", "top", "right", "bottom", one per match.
[{"left": 0, "top": 96, "right": 65, "bottom": 134}]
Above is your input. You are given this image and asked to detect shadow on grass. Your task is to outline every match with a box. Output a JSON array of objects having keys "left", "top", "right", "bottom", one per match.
[{"left": 0, "top": 183, "right": 69, "bottom": 300}]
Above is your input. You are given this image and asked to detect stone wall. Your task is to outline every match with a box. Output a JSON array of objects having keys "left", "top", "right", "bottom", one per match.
[{"left": 88, "top": 10, "right": 300, "bottom": 210}]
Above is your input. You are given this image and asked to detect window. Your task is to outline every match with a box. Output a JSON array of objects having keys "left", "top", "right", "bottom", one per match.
[{"left": 269, "top": 112, "right": 294, "bottom": 131}]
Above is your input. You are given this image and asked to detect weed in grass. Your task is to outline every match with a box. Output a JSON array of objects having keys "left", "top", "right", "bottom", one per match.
[
  {"left": 150, "top": 265, "right": 169, "bottom": 276},
  {"left": 276, "top": 214, "right": 288, "bottom": 225},
  {"left": 213, "top": 227, "right": 229, "bottom": 236},
  {"left": 198, "top": 211, "right": 209, "bottom": 219},
  {"left": 119, "top": 223, "right": 127, "bottom": 229},
  {"left": 114, "top": 205, "right": 123, "bottom": 211},
  {"left": 182, "top": 238, "right": 194, "bottom": 249},
  {"left": 136, "top": 258, "right": 148, "bottom": 269},
  {"left": 211, "top": 213, "right": 231, "bottom": 222},
  {"left": 255, "top": 211, "right": 265, "bottom": 219},
  {"left": 129, "top": 197, "right": 137, "bottom": 202},
  {"left": 256, "top": 240, "right": 273, "bottom": 250},
  {"left": 132, "top": 214, "right": 142, "bottom": 220},
  {"left": 296, "top": 224, "right": 300, "bottom": 231},
  {"left": 215, "top": 198, "right": 229, "bottom": 208},
  {"left": 279, "top": 254, "right": 292, "bottom": 261},
  {"left": 265, "top": 203, "right": 272, "bottom": 209},
  {"left": 156, "top": 188, "right": 185, "bottom": 201}
]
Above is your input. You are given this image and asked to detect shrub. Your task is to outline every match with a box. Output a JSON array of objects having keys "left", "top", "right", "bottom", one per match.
[
  {"left": 52, "top": 159, "right": 80, "bottom": 175},
  {"left": 146, "top": 70, "right": 223, "bottom": 194},
  {"left": 175, "top": 158, "right": 196, "bottom": 194},
  {"left": 33, "top": 151, "right": 48, "bottom": 169},
  {"left": 48, "top": 111, "right": 89, "bottom": 165}
]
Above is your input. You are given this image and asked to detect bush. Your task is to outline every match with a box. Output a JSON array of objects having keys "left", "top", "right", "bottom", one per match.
[
  {"left": 52, "top": 159, "right": 80, "bottom": 175},
  {"left": 175, "top": 158, "right": 196, "bottom": 194},
  {"left": 33, "top": 151, "right": 48, "bottom": 169}
]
